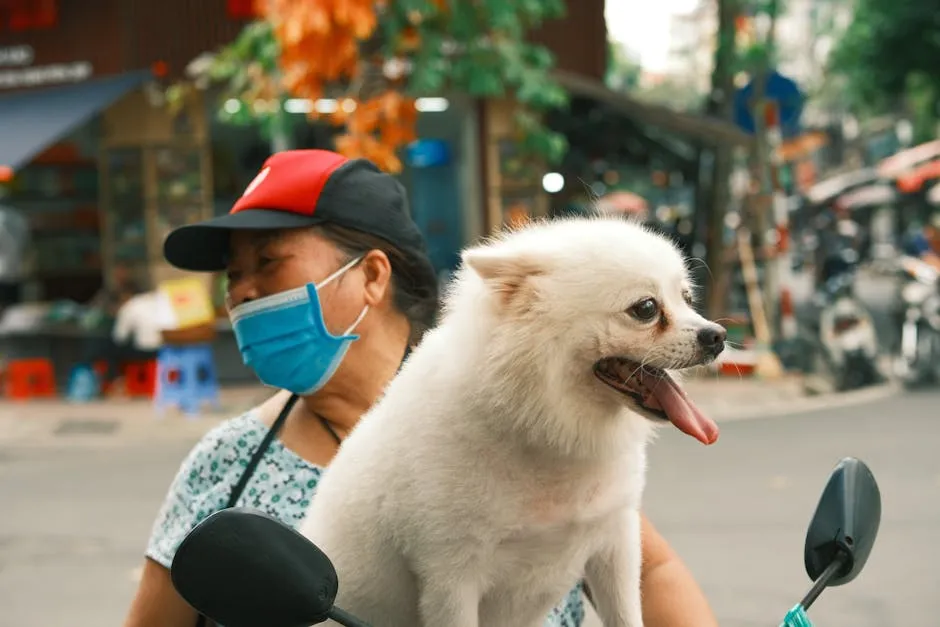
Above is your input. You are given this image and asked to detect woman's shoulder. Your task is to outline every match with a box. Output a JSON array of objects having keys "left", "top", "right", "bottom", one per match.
[
  {"left": 145, "top": 408, "right": 323, "bottom": 568},
  {"left": 187, "top": 393, "right": 316, "bottom": 472},
  {"left": 175, "top": 405, "right": 326, "bottom": 494},
  {"left": 190, "top": 410, "right": 269, "bottom": 466}
]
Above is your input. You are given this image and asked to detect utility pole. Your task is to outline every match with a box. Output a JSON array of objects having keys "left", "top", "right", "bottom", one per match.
[
  {"left": 750, "top": 0, "right": 782, "bottom": 338},
  {"left": 703, "top": 0, "right": 741, "bottom": 320}
]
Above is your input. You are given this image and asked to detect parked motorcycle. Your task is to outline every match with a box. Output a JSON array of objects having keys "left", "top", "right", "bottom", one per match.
[
  {"left": 169, "top": 457, "right": 882, "bottom": 627},
  {"left": 894, "top": 255, "right": 940, "bottom": 387},
  {"left": 810, "top": 249, "right": 882, "bottom": 391}
]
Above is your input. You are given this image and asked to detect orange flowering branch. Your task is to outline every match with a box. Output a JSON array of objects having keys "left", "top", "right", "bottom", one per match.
[
  {"left": 208, "top": 0, "right": 568, "bottom": 173},
  {"left": 261, "top": 0, "right": 417, "bottom": 173}
]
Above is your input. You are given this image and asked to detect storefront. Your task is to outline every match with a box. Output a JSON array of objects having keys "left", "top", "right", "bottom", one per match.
[
  {"left": 400, "top": 94, "right": 483, "bottom": 282},
  {"left": 0, "top": 0, "right": 595, "bottom": 385},
  {"left": 0, "top": 72, "right": 216, "bottom": 300},
  {"left": 478, "top": 97, "right": 553, "bottom": 232},
  {"left": 0, "top": 0, "right": 243, "bottom": 384},
  {"left": 0, "top": 0, "right": 249, "bottom": 304},
  {"left": 478, "top": 70, "right": 753, "bottom": 238}
]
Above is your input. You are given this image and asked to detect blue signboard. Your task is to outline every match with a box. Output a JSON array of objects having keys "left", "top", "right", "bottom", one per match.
[
  {"left": 733, "top": 70, "right": 803, "bottom": 139},
  {"left": 405, "top": 139, "right": 451, "bottom": 168}
]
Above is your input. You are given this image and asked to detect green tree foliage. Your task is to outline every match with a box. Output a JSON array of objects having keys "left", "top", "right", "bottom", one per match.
[
  {"left": 606, "top": 40, "right": 641, "bottom": 92},
  {"left": 830, "top": 0, "right": 940, "bottom": 139},
  {"left": 175, "top": 0, "right": 571, "bottom": 170}
]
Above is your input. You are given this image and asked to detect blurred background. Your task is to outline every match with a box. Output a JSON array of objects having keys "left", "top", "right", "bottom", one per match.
[{"left": 1, "top": 0, "right": 939, "bottom": 625}]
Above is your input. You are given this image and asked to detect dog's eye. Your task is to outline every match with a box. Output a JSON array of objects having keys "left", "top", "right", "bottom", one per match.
[{"left": 628, "top": 298, "right": 659, "bottom": 322}]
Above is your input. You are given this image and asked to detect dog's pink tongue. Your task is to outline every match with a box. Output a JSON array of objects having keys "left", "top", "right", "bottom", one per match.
[{"left": 648, "top": 377, "right": 719, "bottom": 445}]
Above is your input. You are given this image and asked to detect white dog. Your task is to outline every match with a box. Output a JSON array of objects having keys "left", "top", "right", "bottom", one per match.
[{"left": 300, "top": 217, "right": 726, "bottom": 627}]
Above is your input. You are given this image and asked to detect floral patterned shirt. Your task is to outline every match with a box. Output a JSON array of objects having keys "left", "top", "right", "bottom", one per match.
[{"left": 147, "top": 411, "right": 586, "bottom": 626}]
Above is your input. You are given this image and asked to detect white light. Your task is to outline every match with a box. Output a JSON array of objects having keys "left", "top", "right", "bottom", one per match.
[
  {"left": 542, "top": 172, "right": 565, "bottom": 194},
  {"left": 282, "top": 98, "right": 361, "bottom": 115},
  {"left": 415, "top": 97, "right": 450, "bottom": 113},
  {"left": 314, "top": 99, "right": 338, "bottom": 114},
  {"left": 224, "top": 98, "right": 241, "bottom": 114},
  {"left": 382, "top": 58, "right": 412, "bottom": 80},
  {"left": 284, "top": 98, "right": 313, "bottom": 114}
]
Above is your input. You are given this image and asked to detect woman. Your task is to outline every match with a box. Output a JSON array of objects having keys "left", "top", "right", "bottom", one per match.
[{"left": 123, "top": 149, "right": 718, "bottom": 627}]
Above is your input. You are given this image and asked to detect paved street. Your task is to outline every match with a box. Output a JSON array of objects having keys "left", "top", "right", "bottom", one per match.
[
  {"left": 646, "top": 388, "right": 940, "bottom": 627},
  {"left": 1, "top": 386, "right": 936, "bottom": 627}
]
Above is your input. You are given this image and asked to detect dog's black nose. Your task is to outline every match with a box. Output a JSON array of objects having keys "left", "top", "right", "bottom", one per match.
[{"left": 697, "top": 325, "right": 727, "bottom": 357}]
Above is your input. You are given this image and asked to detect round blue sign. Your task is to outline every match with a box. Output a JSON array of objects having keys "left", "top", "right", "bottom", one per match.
[{"left": 733, "top": 70, "right": 803, "bottom": 138}]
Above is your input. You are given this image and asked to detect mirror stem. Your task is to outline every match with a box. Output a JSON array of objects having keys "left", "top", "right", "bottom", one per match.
[
  {"left": 800, "top": 551, "right": 848, "bottom": 611},
  {"left": 328, "top": 605, "right": 374, "bottom": 627}
]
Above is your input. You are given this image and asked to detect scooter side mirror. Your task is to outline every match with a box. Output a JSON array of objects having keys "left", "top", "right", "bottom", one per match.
[
  {"left": 804, "top": 457, "right": 881, "bottom": 586},
  {"left": 171, "top": 508, "right": 338, "bottom": 627}
]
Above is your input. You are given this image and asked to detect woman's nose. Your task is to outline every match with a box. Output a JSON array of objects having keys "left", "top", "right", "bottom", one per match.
[{"left": 227, "top": 279, "right": 262, "bottom": 309}]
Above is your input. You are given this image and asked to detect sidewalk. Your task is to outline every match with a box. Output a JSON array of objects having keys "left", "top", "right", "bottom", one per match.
[
  {"left": 682, "top": 373, "right": 898, "bottom": 422},
  {"left": 0, "top": 385, "right": 267, "bottom": 448},
  {"left": 0, "top": 376, "right": 899, "bottom": 448}
]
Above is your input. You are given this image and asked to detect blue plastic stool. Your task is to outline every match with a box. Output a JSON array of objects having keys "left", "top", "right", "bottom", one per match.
[
  {"left": 155, "top": 344, "right": 220, "bottom": 416},
  {"left": 66, "top": 363, "right": 101, "bottom": 403}
]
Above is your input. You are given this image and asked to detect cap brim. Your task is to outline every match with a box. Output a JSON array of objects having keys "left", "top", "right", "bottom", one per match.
[{"left": 163, "top": 209, "right": 325, "bottom": 272}]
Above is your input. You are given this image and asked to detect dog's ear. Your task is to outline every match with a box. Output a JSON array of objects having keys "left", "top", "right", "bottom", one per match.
[
  {"left": 462, "top": 246, "right": 546, "bottom": 307},
  {"left": 462, "top": 246, "right": 546, "bottom": 282}
]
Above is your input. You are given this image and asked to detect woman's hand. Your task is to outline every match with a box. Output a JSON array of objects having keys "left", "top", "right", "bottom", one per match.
[
  {"left": 640, "top": 513, "right": 718, "bottom": 627},
  {"left": 123, "top": 558, "right": 200, "bottom": 627}
]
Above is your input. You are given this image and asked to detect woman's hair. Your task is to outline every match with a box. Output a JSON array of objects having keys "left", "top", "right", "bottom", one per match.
[{"left": 313, "top": 223, "right": 440, "bottom": 345}]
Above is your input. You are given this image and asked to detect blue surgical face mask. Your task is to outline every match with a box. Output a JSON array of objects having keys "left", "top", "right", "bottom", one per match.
[{"left": 229, "top": 256, "right": 368, "bottom": 395}]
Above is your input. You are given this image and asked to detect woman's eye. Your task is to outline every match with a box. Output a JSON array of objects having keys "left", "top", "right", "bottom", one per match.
[{"left": 628, "top": 298, "right": 660, "bottom": 322}]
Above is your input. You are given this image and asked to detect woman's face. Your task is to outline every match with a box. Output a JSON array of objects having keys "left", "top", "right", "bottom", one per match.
[{"left": 225, "top": 228, "right": 371, "bottom": 335}]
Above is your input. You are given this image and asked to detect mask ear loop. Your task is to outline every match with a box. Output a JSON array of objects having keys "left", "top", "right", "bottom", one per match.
[
  {"left": 320, "top": 254, "right": 369, "bottom": 336},
  {"left": 317, "top": 255, "right": 364, "bottom": 291},
  {"left": 343, "top": 305, "right": 369, "bottom": 336}
]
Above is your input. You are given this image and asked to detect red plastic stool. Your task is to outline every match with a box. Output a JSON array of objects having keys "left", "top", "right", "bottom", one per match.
[
  {"left": 3, "top": 358, "right": 57, "bottom": 400},
  {"left": 93, "top": 361, "right": 115, "bottom": 396},
  {"left": 124, "top": 360, "right": 157, "bottom": 398}
]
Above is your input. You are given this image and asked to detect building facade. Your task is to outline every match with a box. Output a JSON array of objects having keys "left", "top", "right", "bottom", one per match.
[{"left": 0, "top": 0, "right": 610, "bottom": 303}]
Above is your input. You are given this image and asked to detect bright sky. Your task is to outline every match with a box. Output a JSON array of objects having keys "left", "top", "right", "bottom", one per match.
[{"left": 605, "top": 0, "right": 701, "bottom": 72}]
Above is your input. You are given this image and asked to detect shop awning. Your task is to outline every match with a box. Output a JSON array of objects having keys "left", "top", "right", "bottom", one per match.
[
  {"left": 835, "top": 183, "right": 896, "bottom": 210},
  {"left": 896, "top": 158, "right": 940, "bottom": 193},
  {"left": 0, "top": 70, "right": 152, "bottom": 171},
  {"left": 552, "top": 70, "right": 754, "bottom": 148},
  {"left": 805, "top": 167, "right": 878, "bottom": 205},
  {"left": 877, "top": 139, "right": 940, "bottom": 180}
]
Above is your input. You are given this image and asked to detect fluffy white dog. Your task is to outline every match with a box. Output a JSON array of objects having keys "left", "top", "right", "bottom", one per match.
[{"left": 300, "top": 217, "right": 726, "bottom": 627}]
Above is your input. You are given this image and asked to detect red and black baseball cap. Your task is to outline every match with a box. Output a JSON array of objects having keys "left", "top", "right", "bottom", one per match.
[{"left": 163, "top": 150, "right": 428, "bottom": 272}]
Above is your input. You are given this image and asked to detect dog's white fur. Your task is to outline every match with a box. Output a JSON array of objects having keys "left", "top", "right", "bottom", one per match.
[{"left": 300, "top": 217, "right": 719, "bottom": 627}]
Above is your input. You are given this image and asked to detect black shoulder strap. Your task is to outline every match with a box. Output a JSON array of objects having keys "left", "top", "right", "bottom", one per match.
[
  {"left": 192, "top": 349, "right": 411, "bottom": 627},
  {"left": 226, "top": 393, "right": 299, "bottom": 508},
  {"left": 195, "top": 393, "right": 299, "bottom": 627},
  {"left": 226, "top": 348, "right": 408, "bottom": 509}
]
